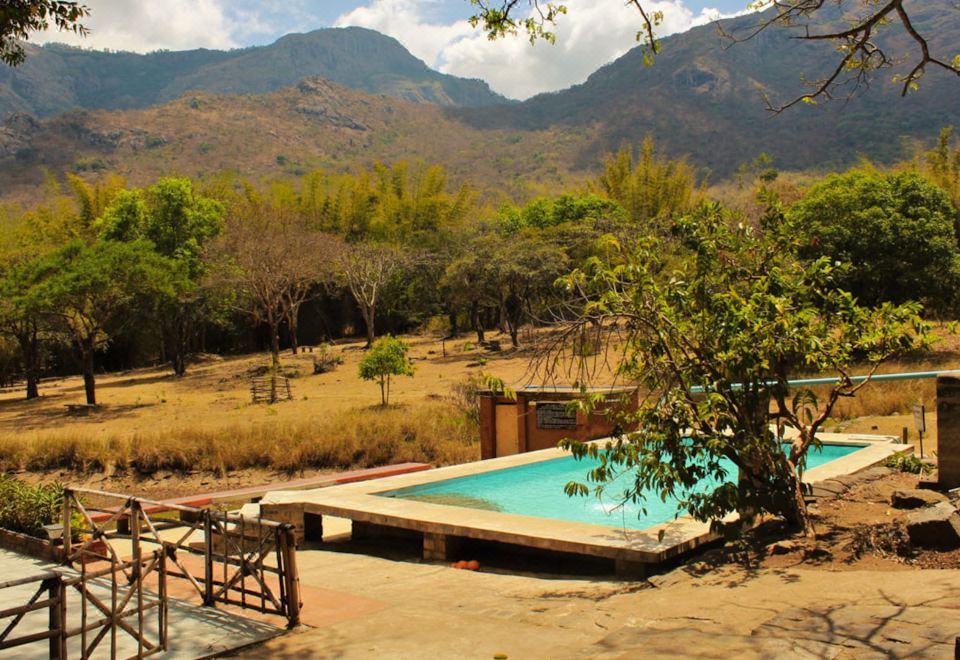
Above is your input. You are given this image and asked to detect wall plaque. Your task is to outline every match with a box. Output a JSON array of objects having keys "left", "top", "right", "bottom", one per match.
[{"left": 536, "top": 402, "right": 577, "bottom": 430}]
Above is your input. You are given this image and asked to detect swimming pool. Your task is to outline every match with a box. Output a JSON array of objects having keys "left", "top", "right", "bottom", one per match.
[
  {"left": 380, "top": 443, "right": 866, "bottom": 531},
  {"left": 259, "top": 434, "right": 906, "bottom": 574}
]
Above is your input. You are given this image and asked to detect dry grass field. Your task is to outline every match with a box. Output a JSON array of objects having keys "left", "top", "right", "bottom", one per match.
[{"left": 1, "top": 328, "right": 957, "bottom": 498}]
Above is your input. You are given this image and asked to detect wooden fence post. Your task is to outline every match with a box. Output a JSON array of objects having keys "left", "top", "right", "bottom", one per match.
[
  {"left": 281, "top": 525, "right": 301, "bottom": 627},
  {"left": 61, "top": 490, "right": 72, "bottom": 564},
  {"left": 203, "top": 511, "right": 214, "bottom": 606},
  {"left": 47, "top": 576, "right": 66, "bottom": 659}
]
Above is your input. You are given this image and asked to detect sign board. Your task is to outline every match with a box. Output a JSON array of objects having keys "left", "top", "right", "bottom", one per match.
[
  {"left": 912, "top": 403, "right": 926, "bottom": 434},
  {"left": 536, "top": 402, "right": 577, "bottom": 430}
]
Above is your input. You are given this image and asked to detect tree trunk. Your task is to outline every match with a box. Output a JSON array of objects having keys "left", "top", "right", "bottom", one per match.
[
  {"left": 81, "top": 345, "right": 96, "bottom": 406},
  {"left": 447, "top": 310, "right": 458, "bottom": 338},
  {"left": 508, "top": 321, "right": 519, "bottom": 348},
  {"left": 361, "top": 305, "right": 376, "bottom": 348},
  {"left": 288, "top": 308, "right": 299, "bottom": 355},
  {"left": 379, "top": 375, "right": 386, "bottom": 406},
  {"left": 17, "top": 328, "right": 40, "bottom": 400},
  {"left": 171, "top": 312, "right": 189, "bottom": 377},
  {"left": 270, "top": 321, "right": 281, "bottom": 404},
  {"left": 471, "top": 301, "right": 485, "bottom": 344}
]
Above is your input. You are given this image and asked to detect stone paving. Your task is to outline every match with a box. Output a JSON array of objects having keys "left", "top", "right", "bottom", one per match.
[
  {"left": 239, "top": 538, "right": 960, "bottom": 659},
  {"left": 0, "top": 550, "right": 281, "bottom": 658}
]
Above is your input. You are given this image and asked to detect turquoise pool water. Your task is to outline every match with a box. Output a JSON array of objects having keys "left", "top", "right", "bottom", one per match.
[{"left": 379, "top": 443, "right": 866, "bottom": 531}]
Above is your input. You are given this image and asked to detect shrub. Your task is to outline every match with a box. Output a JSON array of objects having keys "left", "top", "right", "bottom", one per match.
[
  {"left": 0, "top": 474, "right": 65, "bottom": 538},
  {"left": 312, "top": 343, "right": 343, "bottom": 374},
  {"left": 883, "top": 451, "right": 931, "bottom": 474}
]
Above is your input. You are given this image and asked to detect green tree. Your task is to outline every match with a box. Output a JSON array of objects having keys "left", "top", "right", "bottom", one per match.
[
  {"left": 358, "top": 335, "right": 415, "bottom": 406},
  {"left": 0, "top": 256, "right": 46, "bottom": 399},
  {"left": 29, "top": 239, "right": 176, "bottom": 405},
  {"left": 556, "top": 202, "right": 926, "bottom": 537},
  {"left": 100, "top": 178, "right": 225, "bottom": 375},
  {"left": 0, "top": 0, "right": 90, "bottom": 66},
  {"left": 787, "top": 169, "right": 960, "bottom": 313}
]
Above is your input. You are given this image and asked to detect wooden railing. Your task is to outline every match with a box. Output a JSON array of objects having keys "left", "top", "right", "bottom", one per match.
[
  {"left": 0, "top": 572, "right": 66, "bottom": 658},
  {"left": 0, "top": 550, "right": 167, "bottom": 658},
  {"left": 63, "top": 487, "right": 301, "bottom": 628}
]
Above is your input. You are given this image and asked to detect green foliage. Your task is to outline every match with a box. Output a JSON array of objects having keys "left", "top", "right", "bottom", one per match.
[
  {"left": 29, "top": 239, "right": 178, "bottom": 403},
  {"left": 597, "top": 138, "right": 698, "bottom": 228},
  {"left": 558, "top": 201, "right": 926, "bottom": 533},
  {"left": 0, "top": 473, "right": 65, "bottom": 538},
  {"left": 358, "top": 335, "right": 415, "bottom": 405},
  {"left": 788, "top": 169, "right": 960, "bottom": 312},
  {"left": 0, "top": 0, "right": 89, "bottom": 66},
  {"left": 883, "top": 451, "right": 932, "bottom": 474}
]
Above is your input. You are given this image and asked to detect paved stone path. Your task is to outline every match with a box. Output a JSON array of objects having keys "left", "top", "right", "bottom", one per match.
[{"left": 241, "top": 541, "right": 960, "bottom": 659}]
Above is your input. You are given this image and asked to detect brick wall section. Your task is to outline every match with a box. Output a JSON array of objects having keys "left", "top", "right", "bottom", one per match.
[
  {"left": 0, "top": 528, "right": 62, "bottom": 562},
  {"left": 480, "top": 389, "right": 639, "bottom": 459}
]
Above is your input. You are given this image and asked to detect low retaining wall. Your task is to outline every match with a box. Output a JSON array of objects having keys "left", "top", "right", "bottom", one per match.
[{"left": 0, "top": 528, "right": 61, "bottom": 562}]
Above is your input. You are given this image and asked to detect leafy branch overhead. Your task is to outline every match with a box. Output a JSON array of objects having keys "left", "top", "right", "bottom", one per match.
[
  {"left": 0, "top": 0, "right": 90, "bottom": 66},
  {"left": 466, "top": 0, "right": 960, "bottom": 109}
]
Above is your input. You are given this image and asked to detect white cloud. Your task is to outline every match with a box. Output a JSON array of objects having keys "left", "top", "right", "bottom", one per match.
[
  {"left": 336, "top": 0, "right": 745, "bottom": 99},
  {"left": 334, "top": 0, "right": 473, "bottom": 67},
  {"left": 32, "top": 0, "right": 240, "bottom": 52}
]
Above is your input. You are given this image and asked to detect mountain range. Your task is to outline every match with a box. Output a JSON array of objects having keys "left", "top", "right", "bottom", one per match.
[
  {"left": 0, "top": 26, "right": 506, "bottom": 117},
  {"left": 1, "top": 3, "right": 959, "bottom": 202}
]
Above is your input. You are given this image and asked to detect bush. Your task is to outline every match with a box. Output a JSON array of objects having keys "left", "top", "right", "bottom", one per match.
[
  {"left": 312, "top": 343, "right": 343, "bottom": 374},
  {"left": 0, "top": 474, "right": 65, "bottom": 538},
  {"left": 883, "top": 451, "right": 931, "bottom": 474}
]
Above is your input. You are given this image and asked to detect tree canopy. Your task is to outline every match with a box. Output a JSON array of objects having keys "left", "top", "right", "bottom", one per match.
[
  {"left": 554, "top": 201, "right": 926, "bottom": 536},
  {"left": 787, "top": 169, "right": 960, "bottom": 313}
]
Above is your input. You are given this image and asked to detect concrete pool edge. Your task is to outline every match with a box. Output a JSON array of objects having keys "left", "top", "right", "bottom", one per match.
[{"left": 260, "top": 434, "right": 910, "bottom": 572}]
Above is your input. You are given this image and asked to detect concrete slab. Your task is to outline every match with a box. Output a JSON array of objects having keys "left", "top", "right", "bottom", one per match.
[
  {"left": 260, "top": 434, "right": 908, "bottom": 567},
  {"left": 0, "top": 550, "right": 281, "bottom": 659}
]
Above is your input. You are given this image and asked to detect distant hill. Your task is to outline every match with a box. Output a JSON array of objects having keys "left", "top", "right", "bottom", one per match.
[
  {"left": 454, "top": 0, "right": 960, "bottom": 176},
  {"left": 0, "top": 77, "right": 579, "bottom": 203},
  {"left": 0, "top": 27, "right": 507, "bottom": 118},
  {"left": 1, "top": 4, "right": 959, "bottom": 202}
]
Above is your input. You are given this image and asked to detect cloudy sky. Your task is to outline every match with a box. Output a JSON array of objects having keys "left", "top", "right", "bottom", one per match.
[{"left": 32, "top": 0, "right": 752, "bottom": 99}]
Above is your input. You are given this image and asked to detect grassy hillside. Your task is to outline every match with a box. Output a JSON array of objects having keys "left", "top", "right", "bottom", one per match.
[{"left": 0, "top": 78, "right": 583, "bottom": 204}]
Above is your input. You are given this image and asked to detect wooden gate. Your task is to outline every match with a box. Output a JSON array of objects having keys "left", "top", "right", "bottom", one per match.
[{"left": 63, "top": 488, "right": 301, "bottom": 628}]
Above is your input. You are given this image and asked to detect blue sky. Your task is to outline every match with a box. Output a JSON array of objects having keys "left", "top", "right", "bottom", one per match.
[{"left": 34, "top": 1, "right": 758, "bottom": 99}]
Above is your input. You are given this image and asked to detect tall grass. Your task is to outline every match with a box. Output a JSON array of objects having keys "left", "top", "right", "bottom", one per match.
[{"left": 0, "top": 403, "right": 479, "bottom": 475}]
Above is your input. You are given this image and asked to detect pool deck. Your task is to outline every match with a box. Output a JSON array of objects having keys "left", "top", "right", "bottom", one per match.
[{"left": 259, "top": 434, "right": 910, "bottom": 573}]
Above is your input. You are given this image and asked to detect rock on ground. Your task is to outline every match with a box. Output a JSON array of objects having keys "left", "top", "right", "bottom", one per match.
[
  {"left": 890, "top": 488, "right": 949, "bottom": 509},
  {"left": 906, "top": 501, "right": 960, "bottom": 549}
]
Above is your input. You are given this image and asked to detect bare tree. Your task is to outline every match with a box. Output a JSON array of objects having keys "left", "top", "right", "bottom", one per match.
[
  {"left": 214, "top": 203, "right": 341, "bottom": 378},
  {"left": 335, "top": 243, "right": 406, "bottom": 348}
]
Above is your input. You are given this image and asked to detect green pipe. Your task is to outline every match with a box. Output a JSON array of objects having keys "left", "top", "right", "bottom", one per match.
[{"left": 690, "top": 369, "right": 960, "bottom": 393}]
